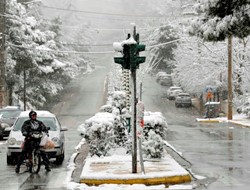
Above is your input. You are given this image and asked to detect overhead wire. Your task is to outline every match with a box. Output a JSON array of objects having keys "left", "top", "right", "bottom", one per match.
[
  {"left": 41, "top": 5, "right": 167, "bottom": 18},
  {"left": 7, "top": 38, "right": 181, "bottom": 55}
]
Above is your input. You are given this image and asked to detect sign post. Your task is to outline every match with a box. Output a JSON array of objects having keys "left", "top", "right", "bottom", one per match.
[{"left": 137, "top": 101, "right": 145, "bottom": 174}]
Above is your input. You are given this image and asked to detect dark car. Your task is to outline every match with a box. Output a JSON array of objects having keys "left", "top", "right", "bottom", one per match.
[
  {"left": 175, "top": 93, "right": 192, "bottom": 108},
  {"left": 0, "top": 106, "right": 22, "bottom": 140}
]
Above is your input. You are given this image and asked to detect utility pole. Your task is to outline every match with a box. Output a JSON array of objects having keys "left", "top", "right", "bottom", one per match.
[
  {"left": 0, "top": 0, "right": 7, "bottom": 108},
  {"left": 227, "top": 35, "right": 233, "bottom": 120},
  {"left": 131, "top": 25, "right": 137, "bottom": 173}
]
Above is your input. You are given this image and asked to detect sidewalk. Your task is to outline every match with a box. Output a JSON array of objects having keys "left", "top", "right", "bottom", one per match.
[
  {"left": 79, "top": 154, "right": 191, "bottom": 186},
  {"left": 196, "top": 114, "right": 250, "bottom": 127}
]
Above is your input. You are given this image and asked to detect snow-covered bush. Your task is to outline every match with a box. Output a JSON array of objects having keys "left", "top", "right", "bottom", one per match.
[
  {"left": 141, "top": 111, "right": 168, "bottom": 159},
  {"left": 110, "top": 91, "right": 127, "bottom": 114},
  {"left": 143, "top": 111, "right": 168, "bottom": 140},
  {"left": 236, "top": 94, "right": 250, "bottom": 117},
  {"left": 142, "top": 131, "right": 165, "bottom": 159},
  {"left": 78, "top": 112, "right": 115, "bottom": 157},
  {"left": 99, "top": 105, "right": 113, "bottom": 113}
]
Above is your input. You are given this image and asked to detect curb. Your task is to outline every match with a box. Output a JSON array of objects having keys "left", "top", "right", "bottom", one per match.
[
  {"left": 80, "top": 174, "right": 191, "bottom": 186},
  {"left": 196, "top": 118, "right": 221, "bottom": 123},
  {"left": 229, "top": 120, "right": 250, "bottom": 128}
]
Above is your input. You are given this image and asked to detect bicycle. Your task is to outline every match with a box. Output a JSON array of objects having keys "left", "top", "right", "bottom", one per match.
[{"left": 22, "top": 131, "right": 43, "bottom": 173}]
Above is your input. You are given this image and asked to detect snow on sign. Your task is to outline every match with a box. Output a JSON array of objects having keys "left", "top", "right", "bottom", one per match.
[{"left": 136, "top": 101, "right": 145, "bottom": 137}]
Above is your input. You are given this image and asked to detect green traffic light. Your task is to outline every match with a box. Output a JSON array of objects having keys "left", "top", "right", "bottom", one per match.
[{"left": 113, "top": 40, "right": 146, "bottom": 70}]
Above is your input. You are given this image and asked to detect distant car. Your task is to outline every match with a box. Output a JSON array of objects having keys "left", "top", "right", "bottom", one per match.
[
  {"left": 6, "top": 110, "right": 67, "bottom": 165},
  {"left": 167, "top": 86, "right": 183, "bottom": 100},
  {"left": 158, "top": 74, "right": 172, "bottom": 86},
  {"left": 156, "top": 71, "right": 167, "bottom": 78},
  {"left": 175, "top": 93, "right": 192, "bottom": 107},
  {"left": 168, "top": 89, "right": 183, "bottom": 100},
  {"left": 167, "top": 86, "right": 182, "bottom": 97},
  {"left": 0, "top": 106, "right": 22, "bottom": 140},
  {"left": 156, "top": 72, "right": 169, "bottom": 83}
]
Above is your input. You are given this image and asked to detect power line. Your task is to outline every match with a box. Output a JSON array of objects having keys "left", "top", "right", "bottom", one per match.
[
  {"left": 148, "top": 39, "right": 180, "bottom": 48},
  {"left": 7, "top": 43, "right": 115, "bottom": 54},
  {"left": 41, "top": 5, "right": 166, "bottom": 18},
  {"left": 61, "top": 42, "right": 112, "bottom": 47},
  {"left": 7, "top": 39, "right": 180, "bottom": 55}
]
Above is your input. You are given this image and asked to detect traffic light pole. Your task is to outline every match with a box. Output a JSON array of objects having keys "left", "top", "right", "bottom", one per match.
[
  {"left": 113, "top": 25, "right": 146, "bottom": 174},
  {"left": 131, "top": 25, "right": 137, "bottom": 173},
  {"left": 131, "top": 67, "right": 137, "bottom": 173}
]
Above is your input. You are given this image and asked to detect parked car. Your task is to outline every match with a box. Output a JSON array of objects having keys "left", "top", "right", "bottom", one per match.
[
  {"left": 168, "top": 89, "right": 183, "bottom": 100},
  {"left": 156, "top": 72, "right": 171, "bottom": 85},
  {"left": 0, "top": 106, "right": 22, "bottom": 140},
  {"left": 167, "top": 86, "right": 183, "bottom": 100},
  {"left": 167, "top": 86, "right": 182, "bottom": 97},
  {"left": 156, "top": 71, "right": 167, "bottom": 79},
  {"left": 158, "top": 74, "right": 172, "bottom": 86},
  {"left": 175, "top": 93, "right": 192, "bottom": 107},
  {"left": 6, "top": 110, "right": 67, "bottom": 165}
]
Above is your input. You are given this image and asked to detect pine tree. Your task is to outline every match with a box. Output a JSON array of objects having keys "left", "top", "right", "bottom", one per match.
[{"left": 189, "top": 0, "right": 250, "bottom": 41}]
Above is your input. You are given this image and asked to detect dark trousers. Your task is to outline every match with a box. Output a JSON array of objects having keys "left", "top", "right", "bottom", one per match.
[{"left": 16, "top": 139, "right": 50, "bottom": 168}]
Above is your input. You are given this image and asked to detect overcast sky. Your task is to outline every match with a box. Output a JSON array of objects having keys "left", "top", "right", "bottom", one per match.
[{"left": 41, "top": 0, "right": 176, "bottom": 46}]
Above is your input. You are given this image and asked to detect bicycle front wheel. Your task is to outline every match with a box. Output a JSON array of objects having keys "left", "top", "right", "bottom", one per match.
[{"left": 30, "top": 150, "right": 41, "bottom": 173}]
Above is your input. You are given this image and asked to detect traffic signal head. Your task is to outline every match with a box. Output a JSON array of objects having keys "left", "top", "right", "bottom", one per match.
[
  {"left": 114, "top": 44, "right": 130, "bottom": 69},
  {"left": 135, "top": 44, "right": 145, "bottom": 53},
  {"left": 130, "top": 44, "right": 146, "bottom": 69}
]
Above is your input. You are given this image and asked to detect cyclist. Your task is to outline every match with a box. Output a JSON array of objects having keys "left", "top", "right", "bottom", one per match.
[{"left": 15, "top": 111, "right": 51, "bottom": 173}]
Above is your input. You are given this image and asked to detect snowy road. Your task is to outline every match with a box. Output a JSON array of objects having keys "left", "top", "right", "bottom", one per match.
[{"left": 0, "top": 54, "right": 112, "bottom": 190}]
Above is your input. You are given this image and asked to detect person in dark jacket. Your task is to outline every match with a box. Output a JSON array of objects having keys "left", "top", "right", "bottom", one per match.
[{"left": 15, "top": 111, "right": 51, "bottom": 173}]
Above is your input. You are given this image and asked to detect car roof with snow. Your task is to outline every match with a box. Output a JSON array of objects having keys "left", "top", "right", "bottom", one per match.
[
  {"left": 18, "top": 110, "right": 55, "bottom": 118},
  {"left": 169, "top": 86, "right": 181, "bottom": 90}
]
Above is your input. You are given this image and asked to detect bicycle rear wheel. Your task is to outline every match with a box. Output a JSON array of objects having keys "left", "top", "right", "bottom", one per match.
[{"left": 29, "top": 150, "right": 41, "bottom": 173}]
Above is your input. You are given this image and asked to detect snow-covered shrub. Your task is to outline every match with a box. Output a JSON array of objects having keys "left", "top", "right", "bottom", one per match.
[
  {"left": 78, "top": 112, "right": 115, "bottom": 157},
  {"left": 111, "top": 91, "right": 127, "bottom": 114},
  {"left": 113, "top": 115, "right": 127, "bottom": 146},
  {"left": 143, "top": 111, "right": 168, "bottom": 140},
  {"left": 236, "top": 95, "right": 250, "bottom": 117},
  {"left": 99, "top": 104, "right": 113, "bottom": 113},
  {"left": 142, "top": 130, "right": 165, "bottom": 159},
  {"left": 141, "top": 111, "right": 168, "bottom": 159}
]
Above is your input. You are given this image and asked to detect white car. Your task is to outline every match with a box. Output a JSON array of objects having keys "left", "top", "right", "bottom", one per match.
[
  {"left": 6, "top": 110, "right": 67, "bottom": 165},
  {"left": 166, "top": 86, "right": 183, "bottom": 100},
  {"left": 158, "top": 74, "right": 172, "bottom": 86}
]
